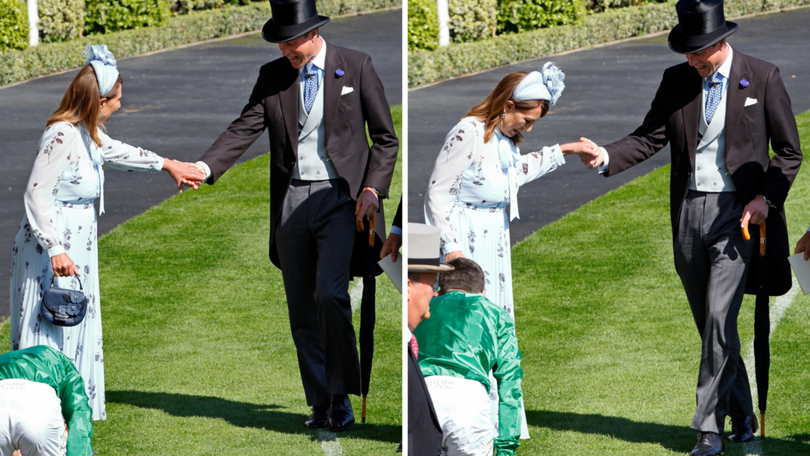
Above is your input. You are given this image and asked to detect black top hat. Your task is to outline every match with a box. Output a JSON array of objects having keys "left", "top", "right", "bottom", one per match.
[
  {"left": 668, "top": 0, "right": 737, "bottom": 54},
  {"left": 262, "top": 0, "right": 330, "bottom": 44}
]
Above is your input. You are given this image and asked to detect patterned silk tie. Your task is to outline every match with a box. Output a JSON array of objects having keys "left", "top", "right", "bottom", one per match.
[
  {"left": 705, "top": 72, "right": 723, "bottom": 124},
  {"left": 303, "top": 62, "right": 318, "bottom": 114},
  {"left": 409, "top": 334, "right": 419, "bottom": 358}
]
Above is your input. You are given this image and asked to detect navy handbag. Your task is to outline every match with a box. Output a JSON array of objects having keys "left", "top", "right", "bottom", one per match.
[{"left": 41, "top": 275, "right": 88, "bottom": 327}]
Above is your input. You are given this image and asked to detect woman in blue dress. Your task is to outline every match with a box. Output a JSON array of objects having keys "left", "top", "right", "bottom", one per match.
[
  {"left": 424, "top": 62, "right": 594, "bottom": 440},
  {"left": 9, "top": 45, "right": 204, "bottom": 420}
]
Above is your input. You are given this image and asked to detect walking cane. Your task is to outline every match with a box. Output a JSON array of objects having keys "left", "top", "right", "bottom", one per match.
[
  {"left": 742, "top": 220, "right": 769, "bottom": 438},
  {"left": 356, "top": 212, "right": 378, "bottom": 424}
]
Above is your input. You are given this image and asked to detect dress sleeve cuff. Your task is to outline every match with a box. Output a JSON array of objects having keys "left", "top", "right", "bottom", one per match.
[
  {"left": 550, "top": 144, "right": 565, "bottom": 166},
  {"left": 154, "top": 156, "right": 165, "bottom": 172},
  {"left": 48, "top": 245, "right": 65, "bottom": 258},
  {"left": 442, "top": 242, "right": 461, "bottom": 255},
  {"left": 390, "top": 225, "right": 402, "bottom": 236}
]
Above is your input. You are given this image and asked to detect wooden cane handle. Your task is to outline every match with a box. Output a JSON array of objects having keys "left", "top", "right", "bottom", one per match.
[
  {"left": 369, "top": 214, "right": 376, "bottom": 246},
  {"left": 760, "top": 221, "right": 766, "bottom": 257},
  {"left": 742, "top": 223, "right": 751, "bottom": 241}
]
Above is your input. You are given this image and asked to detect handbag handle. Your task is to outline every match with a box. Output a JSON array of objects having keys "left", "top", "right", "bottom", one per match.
[{"left": 50, "top": 274, "right": 83, "bottom": 291}]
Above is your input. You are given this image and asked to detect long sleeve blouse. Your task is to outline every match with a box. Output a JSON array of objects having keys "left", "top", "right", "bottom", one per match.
[
  {"left": 424, "top": 117, "right": 565, "bottom": 254},
  {"left": 24, "top": 122, "right": 164, "bottom": 257}
]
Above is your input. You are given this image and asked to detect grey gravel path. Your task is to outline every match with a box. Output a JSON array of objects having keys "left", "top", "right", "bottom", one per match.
[
  {"left": 408, "top": 7, "right": 810, "bottom": 247},
  {"left": 0, "top": 8, "right": 402, "bottom": 317}
]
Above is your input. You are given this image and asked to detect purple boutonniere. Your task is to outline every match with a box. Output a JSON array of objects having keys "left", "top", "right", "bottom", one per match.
[
  {"left": 740, "top": 79, "right": 749, "bottom": 88},
  {"left": 335, "top": 69, "right": 344, "bottom": 77}
]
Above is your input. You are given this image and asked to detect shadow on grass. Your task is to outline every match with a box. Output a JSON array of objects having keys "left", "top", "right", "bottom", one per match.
[
  {"left": 527, "top": 410, "right": 810, "bottom": 454},
  {"left": 107, "top": 390, "right": 400, "bottom": 444}
]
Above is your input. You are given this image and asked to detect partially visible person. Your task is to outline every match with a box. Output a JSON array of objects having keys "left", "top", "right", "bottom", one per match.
[
  {"left": 0, "top": 345, "right": 94, "bottom": 456},
  {"left": 414, "top": 258, "right": 523, "bottom": 456},
  {"left": 407, "top": 223, "right": 453, "bottom": 456},
  {"left": 794, "top": 226, "right": 810, "bottom": 260},
  {"left": 10, "top": 44, "right": 205, "bottom": 421},
  {"left": 380, "top": 198, "right": 402, "bottom": 261}
]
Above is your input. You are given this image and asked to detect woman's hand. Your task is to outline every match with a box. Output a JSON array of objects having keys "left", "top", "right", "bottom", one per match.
[
  {"left": 445, "top": 250, "right": 465, "bottom": 261},
  {"left": 163, "top": 159, "right": 206, "bottom": 193},
  {"left": 51, "top": 253, "right": 80, "bottom": 277}
]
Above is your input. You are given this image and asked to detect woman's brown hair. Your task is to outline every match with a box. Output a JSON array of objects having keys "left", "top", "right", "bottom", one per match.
[
  {"left": 464, "top": 71, "right": 549, "bottom": 145},
  {"left": 47, "top": 65, "right": 123, "bottom": 147}
]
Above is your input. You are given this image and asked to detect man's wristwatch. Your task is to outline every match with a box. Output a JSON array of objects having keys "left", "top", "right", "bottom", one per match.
[{"left": 760, "top": 194, "right": 777, "bottom": 209}]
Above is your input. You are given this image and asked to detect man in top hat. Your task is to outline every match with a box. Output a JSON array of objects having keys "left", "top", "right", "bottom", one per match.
[
  {"left": 193, "top": 0, "right": 398, "bottom": 432},
  {"left": 575, "top": 0, "right": 802, "bottom": 454},
  {"left": 408, "top": 223, "right": 453, "bottom": 456}
]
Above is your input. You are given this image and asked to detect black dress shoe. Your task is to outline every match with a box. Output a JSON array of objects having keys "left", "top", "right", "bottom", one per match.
[
  {"left": 729, "top": 415, "right": 757, "bottom": 443},
  {"left": 691, "top": 432, "right": 724, "bottom": 456},
  {"left": 329, "top": 395, "right": 355, "bottom": 432},
  {"left": 304, "top": 405, "right": 329, "bottom": 429}
]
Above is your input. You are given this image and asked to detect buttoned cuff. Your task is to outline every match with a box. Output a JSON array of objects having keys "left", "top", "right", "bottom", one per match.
[
  {"left": 550, "top": 144, "right": 565, "bottom": 166},
  {"left": 442, "top": 242, "right": 462, "bottom": 256},
  {"left": 597, "top": 147, "right": 610, "bottom": 174},
  {"left": 196, "top": 161, "right": 212, "bottom": 181},
  {"left": 390, "top": 226, "right": 402, "bottom": 236},
  {"left": 48, "top": 245, "right": 65, "bottom": 258},
  {"left": 153, "top": 156, "right": 165, "bottom": 172}
]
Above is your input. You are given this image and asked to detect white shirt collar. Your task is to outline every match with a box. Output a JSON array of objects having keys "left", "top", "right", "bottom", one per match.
[{"left": 298, "top": 38, "right": 327, "bottom": 74}]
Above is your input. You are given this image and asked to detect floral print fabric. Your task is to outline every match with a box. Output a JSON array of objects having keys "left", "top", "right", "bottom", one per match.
[{"left": 10, "top": 121, "right": 163, "bottom": 420}]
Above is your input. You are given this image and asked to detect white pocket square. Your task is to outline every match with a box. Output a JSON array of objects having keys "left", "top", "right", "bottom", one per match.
[
  {"left": 745, "top": 97, "right": 758, "bottom": 107},
  {"left": 341, "top": 86, "right": 354, "bottom": 96}
]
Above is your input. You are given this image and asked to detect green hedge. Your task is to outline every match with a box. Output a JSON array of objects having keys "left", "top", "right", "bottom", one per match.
[
  {"left": 448, "top": 0, "right": 498, "bottom": 42},
  {"left": 85, "top": 0, "right": 172, "bottom": 34},
  {"left": 409, "top": 0, "right": 810, "bottom": 88},
  {"left": 38, "top": 0, "right": 85, "bottom": 43},
  {"left": 497, "top": 0, "right": 585, "bottom": 34},
  {"left": 408, "top": 0, "right": 440, "bottom": 52},
  {"left": 0, "top": 0, "right": 28, "bottom": 53},
  {"left": 0, "top": 1, "right": 400, "bottom": 87}
]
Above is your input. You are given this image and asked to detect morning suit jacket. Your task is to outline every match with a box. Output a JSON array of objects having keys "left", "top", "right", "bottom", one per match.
[
  {"left": 199, "top": 42, "right": 399, "bottom": 269},
  {"left": 603, "top": 51, "right": 802, "bottom": 295},
  {"left": 408, "top": 347, "right": 443, "bottom": 456}
]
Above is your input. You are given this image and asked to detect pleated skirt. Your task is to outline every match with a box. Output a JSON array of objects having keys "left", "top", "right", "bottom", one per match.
[{"left": 10, "top": 203, "right": 106, "bottom": 420}]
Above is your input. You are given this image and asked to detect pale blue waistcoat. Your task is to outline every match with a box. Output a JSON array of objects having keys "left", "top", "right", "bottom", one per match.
[
  {"left": 293, "top": 77, "right": 339, "bottom": 180},
  {"left": 690, "top": 81, "right": 736, "bottom": 192}
]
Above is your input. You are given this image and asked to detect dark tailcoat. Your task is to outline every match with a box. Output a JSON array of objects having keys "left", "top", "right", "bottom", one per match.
[
  {"left": 199, "top": 43, "right": 398, "bottom": 269},
  {"left": 604, "top": 51, "right": 802, "bottom": 295},
  {"left": 408, "top": 347, "right": 443, "bottom": 456}
]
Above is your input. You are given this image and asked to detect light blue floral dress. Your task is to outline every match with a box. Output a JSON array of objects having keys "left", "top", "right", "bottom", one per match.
[
  {"left": 424, "top": 116, "right": 566, "bottom": 439},
  {"left": 10, "top": 121, "right": 164, "bottom": 420}
]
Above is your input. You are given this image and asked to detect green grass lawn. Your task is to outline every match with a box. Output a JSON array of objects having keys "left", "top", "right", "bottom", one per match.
[
  {"left": 1, "top": 105, "right": 402, "bottom": 455},
  {"left": 511, "top": 109, "right": 810, "bottom": 455}
]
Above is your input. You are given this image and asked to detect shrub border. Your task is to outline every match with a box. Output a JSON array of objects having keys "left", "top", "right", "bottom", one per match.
[
  {"left": 0, "top": 1, "right": 400, "bottom": 88},
  {"left": 408, "top": 0, "right": 810, "bottom": 88}
]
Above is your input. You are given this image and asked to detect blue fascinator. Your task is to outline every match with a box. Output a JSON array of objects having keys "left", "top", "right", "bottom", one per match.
[
  {"left": 512, "top": 62, "right": 565, "bottom": 106},
  {"left": 83, "top": 44, "right": 119, "bottom": 97}
]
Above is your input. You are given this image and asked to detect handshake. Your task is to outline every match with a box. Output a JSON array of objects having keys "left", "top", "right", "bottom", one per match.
[
  {"left": 161, "top": 159, "right": 208, "bottom": 193},
  {"left": 560, "top": 137, "right": 606, "bottom": 169}
]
